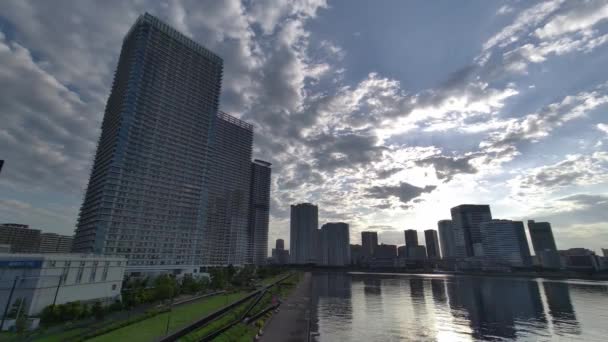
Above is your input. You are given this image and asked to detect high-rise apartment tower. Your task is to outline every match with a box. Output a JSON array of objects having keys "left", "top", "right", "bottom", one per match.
[{"left": 73, "top": 13, "right": 223, "bottom": 271}]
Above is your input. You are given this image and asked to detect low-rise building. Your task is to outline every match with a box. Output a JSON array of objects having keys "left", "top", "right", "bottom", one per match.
[
  {"left": 39, "top": 233, "right": 73, "bottom": 253},
  {"left": 350, "top": 244, "right": 363, "bottom": 266},
  {"left": 0, "top": 224, "right": 41, "bottom": 253},
  {"left": 0, "top": 253, "right": 126, "bottom": 316},
  {"left": 560, "top": 248, "right": 601, "bottom": 271},
  {"left": 397, "top": 245, "right": 407, "bottom": 258},
  {"left": 538, "top": 250, "right": 562, "bottom": 269},
  {"left": 271, "top": 248, "right": 290, "bottom": 265},
  {"left": 408, "top": 245, "right": 428, "bottom": 260},
  {"left": 0, "top": 244, "right": 10, "bottom": 253}
]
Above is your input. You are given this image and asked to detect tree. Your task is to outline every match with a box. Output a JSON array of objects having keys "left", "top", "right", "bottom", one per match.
[
  {"left": 154, "top": 275, "right": 177, "bottom": 301},
  {"left": 232, "top": 265, "right": 255, "bottom": 288},
  {"left": 181, "top": 274, "right": 200, "bottom": 294},
  {"left": 80, "top": 303, "right": 90, "bottom": 319},
  {"left": 15, "top": 312, "right": 28, "bottom": 333},
  {"left": 92, "top": 301, "right": 105, "bottom": 320},
  {"left": 226, "top": 264, "right": 236, "bottom": 280},
  {"left": 40, "top": 305, "right": 59, "bottom": 325},
  {"left": 209, "top": 268, "right": 226, "bottom": 289}
]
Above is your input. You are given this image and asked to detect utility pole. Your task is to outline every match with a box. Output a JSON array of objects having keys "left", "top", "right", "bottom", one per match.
[
  {"left": 0, "top": 276, "right": 19, "bottom": 331},
  {"left": 52, "top": 276, "right": 62, "bottom": 306}
]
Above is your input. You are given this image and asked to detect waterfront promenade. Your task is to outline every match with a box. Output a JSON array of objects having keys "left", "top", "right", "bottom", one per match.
[{"left": 260, "top": 272, "right": 312, "bottom": 342}]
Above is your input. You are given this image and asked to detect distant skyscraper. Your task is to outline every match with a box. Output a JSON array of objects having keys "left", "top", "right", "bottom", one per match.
[
  {"left": 603, "top": 248, "right": 608, "bottom": 257},
  {"left": 480, "top": 220, "right": 531, "bottom": 267},
  {"left": 248, "top": 159, "right": 272, "bottom": 265},
  {"left": 0, "top": 224, "right": 41, "bottom": 253},
  {"left": 271, "top": 238, "right": 289, "bottom": 265},
  {"left": 290, "top": 203, "right": 318, "bottom": 264},
  {"left": 397, "top": 245, "right": 407, "bottom": 258},
  {"left": 528, "top": 220, "right": 557, "bottom": 254},
  {"left": 203, "top": 112, "right": 253, "bottom": 266},
  {"left": 425, "top": 229, "right": 441, "bottom": 259},
  {"left": 361, "top": 231, "right": 379, "bottom": 257},
  {"left": 451, "top": 205, "right": 492, "bottom": 257},
  {"left": 39, "top": 233, "right": 73, "bottom": 253},
  {"left": 404, "top": 229, "right": 419, "bottom": 247},
  {"left": 72, "top": 13, "right": 223, "bottom": 271},
  {"left": 319, "top": 222, "right": 350, "bottom": 266},
  {"left": 438, "top": 220, "right": 456, "bottom": 258}
]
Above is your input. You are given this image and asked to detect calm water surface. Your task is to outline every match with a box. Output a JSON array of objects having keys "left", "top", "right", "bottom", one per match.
[{"left": 310, "top": 272, "right": 608, "bottom": 341}]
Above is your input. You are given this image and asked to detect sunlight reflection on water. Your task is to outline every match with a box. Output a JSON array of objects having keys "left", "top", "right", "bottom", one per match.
[{"left": 310, "top": 272, "right": 608, "bottom": 341}]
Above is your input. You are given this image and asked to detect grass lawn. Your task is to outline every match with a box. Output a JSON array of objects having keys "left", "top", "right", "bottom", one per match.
[
  {"left": 0, "top": 326, "right": 87, "bottom": 342},
  {"left": 32, "top": 327, "right": 88, "bottom": 342},
  {"left": 260, "top": 272, "right": 290, "bottom": 286},
  {"left": 87, "top": 292, "right": 246, "bottom": 342}
]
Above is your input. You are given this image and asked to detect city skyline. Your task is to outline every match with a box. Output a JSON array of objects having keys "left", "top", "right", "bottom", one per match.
[{"left": 1, "top": 1, "right": 608, "bottom": 255}]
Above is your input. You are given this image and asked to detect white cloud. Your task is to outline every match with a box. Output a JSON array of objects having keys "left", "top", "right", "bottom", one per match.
[
  {"left": 508, "top": 153, "right": 608, "bottom": 197},
  {"left": 597, "top": 123, "right": 608, "bottom": 134},
  {"left": 482, "top": 0, "right": 564, "bottom": 52},
  {"left": 480, "top": 87, "right": 608, "bottom": 163},
  {"left": 535, "top": 2, "right": 608, "bottom": 38},
  {"left": 497, "top": 5, "right": 514, "bottom": 16}
]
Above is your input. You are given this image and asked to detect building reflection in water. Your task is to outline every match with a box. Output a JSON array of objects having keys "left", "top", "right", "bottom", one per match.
[
  {"left": 310, "top": 273, "right": 604, "bottom": 341},
  {"left": 311, "top": 271, "right": 354, "bottom": 341},
  {"left": 445, "top": 277, "right": 549, "bottom": 340},
  {"left": 430, "top": 278, "right": 447, "bottom": 305},
  {"left": 543, "top": 281, "right": 581, "bottom": 335},
  {"left": 361, "top": 276, "right": 382, "bottom": 296}
]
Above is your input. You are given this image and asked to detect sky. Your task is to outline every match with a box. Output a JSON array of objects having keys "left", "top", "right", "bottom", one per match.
[{"left": 1, "top": 0, "right": 607, "bottom": 254}]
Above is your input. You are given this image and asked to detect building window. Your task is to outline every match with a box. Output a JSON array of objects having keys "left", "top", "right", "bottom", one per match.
[
  {"left": 112, "top": 284, "right": 117, "bottom": 291},
  {"left": 89, "top": 268, "right": 97, "bottom": 283}
]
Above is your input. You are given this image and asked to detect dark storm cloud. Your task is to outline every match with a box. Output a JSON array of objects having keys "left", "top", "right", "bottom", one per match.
[
  {"left": 365, "top": 182, "right": 436, "bottom": 204},
  {"left": 414, "top": 155, "right": 477, "bottom": 181}
]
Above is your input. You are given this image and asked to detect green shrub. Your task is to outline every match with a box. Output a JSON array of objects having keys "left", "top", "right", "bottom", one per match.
[
  {"left": 109, "top": 300, "right": 123, "bottom": 312},
  {"left": 92, "top": 301, "right": 105, "bottom": 320}
]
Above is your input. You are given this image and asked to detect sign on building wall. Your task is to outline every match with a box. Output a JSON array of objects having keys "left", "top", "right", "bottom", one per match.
[{"left": 0, "top": 260, "right": 43, "bottom": 268}]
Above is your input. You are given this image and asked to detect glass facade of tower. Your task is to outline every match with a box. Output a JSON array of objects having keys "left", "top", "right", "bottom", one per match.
[
  {"left": 290, "top": 203, "right": 318, "bottom": 264},
  {"left": 73, "top": 13, "right": 223, "bottom": 269},
  {"left": 528, "top": 220, "right": 557, "bottom": 253},
  {"left": 438, "top": 219, "right": 456, "bottom": 258},
  {"left": 451, "top": 205, "right": 492, "bottom": 258},
  {"left": 248, "top": 160, "right": 272, "bottom": 265},
  {"left": 202, "top": 112, "right": 253, "bottom": 266}
]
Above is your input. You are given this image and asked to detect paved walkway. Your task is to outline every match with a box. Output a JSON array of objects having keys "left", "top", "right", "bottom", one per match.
[{"left": 260, "top": 272, "right": 312, "bottom": 342}]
